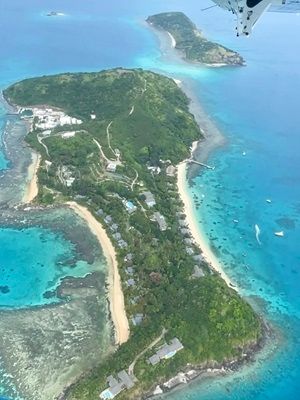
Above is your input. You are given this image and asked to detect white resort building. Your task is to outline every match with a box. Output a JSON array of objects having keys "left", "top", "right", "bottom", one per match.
[{"left": 28, "top": 107, "right": 82, "bottom": 130}]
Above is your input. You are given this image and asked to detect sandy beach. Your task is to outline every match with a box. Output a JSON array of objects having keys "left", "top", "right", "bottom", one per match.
[
  {"left": 22, "top": 152, "right": 41, "bottom": 203},
  {"left": 149, "top": 17, "right": 235, "bottom": 289},
  {"left": 177, "top": 160, "right": 236, "bottom": 290},
  {"left": 167, "top": 31, "right": 176, "bottom": 48},
  {"left": 66, "top": 201, "right": 130, "bottom": 345}
]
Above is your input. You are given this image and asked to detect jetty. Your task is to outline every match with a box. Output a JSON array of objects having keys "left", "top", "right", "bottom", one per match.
[{"left": 187, "top": 159, "right": 215, "bottom": 170}]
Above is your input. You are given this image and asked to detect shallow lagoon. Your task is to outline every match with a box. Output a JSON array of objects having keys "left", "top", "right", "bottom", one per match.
[{"left": 0, "top": 224, "right": 101, "bottom": 308}]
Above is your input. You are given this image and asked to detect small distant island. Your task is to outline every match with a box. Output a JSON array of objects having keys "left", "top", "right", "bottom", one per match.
[
  {"left": 4, "top": 69, "right": 262, "bottom": 399},
  {"left": 46, "top": 11, "right": 65, "bottom": 17},
  {"left": 147, "top": 12, "right": 244, "bottom": 66}
]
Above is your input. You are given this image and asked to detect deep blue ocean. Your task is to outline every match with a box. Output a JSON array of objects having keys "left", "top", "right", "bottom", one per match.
[{"left": 1, "top": 0, "right": 300, "bottom": 399}]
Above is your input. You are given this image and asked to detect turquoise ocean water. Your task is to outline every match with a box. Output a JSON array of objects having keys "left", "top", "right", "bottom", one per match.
[
  {"left": 0, "top": 226, "right": 100, "bottom": 308},
  {"left": 1, "top": 0, "right": 300, "bottom": 398}
]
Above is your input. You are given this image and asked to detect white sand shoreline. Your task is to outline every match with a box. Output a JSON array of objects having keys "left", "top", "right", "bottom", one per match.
[
  {"left": 167, "top": 31, "right": 176, "bottom": 48},
  {"left": 22, "top": 152, "right": 41, "bottom": 204},
  {"left": 177, "top": 157, "right": 237, "bottom": 291},
  {"left": 175, "top": 77, "right": 240, "bottom": 290},
  {"left": 67, "top": 201, "right": 130, "bottom": 345},
  {"left": 153, "top": 22, "right": 236, "bottom": 290}
]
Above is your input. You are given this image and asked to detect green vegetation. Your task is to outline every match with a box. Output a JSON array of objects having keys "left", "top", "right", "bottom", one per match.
[
  {"left": 4, "top": 69, "right": 261, "bottom": 399},
  {"left": 147, "top": 12, "right": 244, "bottom": 66}
]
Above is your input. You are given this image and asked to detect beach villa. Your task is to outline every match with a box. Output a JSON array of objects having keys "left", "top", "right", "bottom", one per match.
[
  {"left": 142, "top": 191, "right": 156, "bottom": 207},
  {"left": 166, "top": 165, "right": 176, "bottom": 177},
  {"left": 152, "top": 212, "right": 167, "bottom": 231},
  {"left": 123, "top": 200, "right": 137, "bottom": 214},
  {"left": 106, "top": 162, "right": 117, "bottom": 172},
  {"left": 100, "top": 371, "right": 134, "bottom": 399},
  {"left": 148, "top": 338, "right": 184, "bottom": 366}
]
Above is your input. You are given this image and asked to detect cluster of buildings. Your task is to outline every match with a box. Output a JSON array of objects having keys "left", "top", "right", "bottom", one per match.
[
  {"left": 122, "top": 254, "right": 144, "bottom": 325},
  {"left": 177, "top": 213, "right": 205, "bottom": 277},
  {"left": 23, "top": 107, "right": 83, "bottom": 131},
  {"left": 97, "top": 210, "right": 128, "bottom": 249},
  {"left": 100, "top": 338, "right": 184, "bottom": 399}
]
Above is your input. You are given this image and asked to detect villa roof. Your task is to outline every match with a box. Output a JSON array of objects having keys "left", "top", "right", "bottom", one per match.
[
  {"left": 179, "top": 219, "right": 188, "bottom": 227},
  {"left": 166, "top": 165, "right": 176, "bottom": 176},
  {"left": 193, "top": 254, "right": 204, "bottom": 262},
  {"left": 104, "top": 215, "right": 112, "bottom": 224},
  {"left": 132, "top": 313, "right": 144, "bottom": 326},
  {"left": 186, "top": 247, "right": 194, "bottom": 255},
  {"left": 117, "top": 370, "right": 134, "bottom": 389},
  {"left": 148, "top": 338, "right": 184, "bottom": 365},
  {"left": 107, "top": 375, "right": 118, "bottom": 387},
  {"left": 126, "top": 267, "right": 134, "bottom": 275},
  {"left": 142, "top": 191, "right": 156, "bottom": 206},
  {"left": 148, "top": 354, "right": 160, "bottom": 365},
  {"left": 180, "top": 228, "right": 190, "bottom": 235},
  {"left": 101, "top": 370, "right": 134, "bottom": 399},
  {"left": 113, "top": 232, "right": 122, "bottom": 241},
  {"left": 106, "top": 162, "right": 117, "bottom": 172},
  {"left": 124, "top": 253, "right": 133, "bottom": 261},
  {"left": 153, "top": 212, "right": 167, "bottom": 231},
  {"left": 192, "top": 265, "right": 205, "bottom": 278},
  {"left": 118, "top": 240, "right": 128, "bottom": 248},
  {"left": 110, "top": 223, "right": 119, "bottom": 231}
]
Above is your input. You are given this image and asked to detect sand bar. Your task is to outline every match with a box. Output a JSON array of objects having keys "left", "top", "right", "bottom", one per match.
[
  {"left": 22, "top": 152, "right": 41, "bottom": 203},
  {"left": 67, "top": 201, "right": 130, "bottom": 345}
]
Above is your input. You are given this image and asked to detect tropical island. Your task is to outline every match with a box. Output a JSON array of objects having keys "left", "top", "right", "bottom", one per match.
[
  {"left": 147, "top": 12, "right": 244, "bottom": 66},
  {"left": 46, "top": 11, "right": 65, "bottom": 17},
  {"left": 4, "top": 68, "right": 262, "bottom": 399}
]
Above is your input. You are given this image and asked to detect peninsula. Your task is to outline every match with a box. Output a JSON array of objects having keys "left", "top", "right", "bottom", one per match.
[
  {"left": 4, "top": 69, "right": 261, "bottom": 399},
  {"left": 147, "top": 12, "right": 244, "bottom": 66}
]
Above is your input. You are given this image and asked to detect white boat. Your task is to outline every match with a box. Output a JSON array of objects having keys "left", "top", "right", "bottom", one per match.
[
  {"left": 266, "top": 199, "right": 272, "bottom": 203},
  {"left": 274, "top": 231, "right": 284, "bottom": 237}
]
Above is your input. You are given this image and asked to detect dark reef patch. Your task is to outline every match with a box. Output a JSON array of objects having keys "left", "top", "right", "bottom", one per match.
[{"left": 0, "top": 286, "right": 10, "bottom": 294}]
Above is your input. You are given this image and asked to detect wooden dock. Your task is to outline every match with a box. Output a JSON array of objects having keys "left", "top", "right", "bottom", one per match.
[{"left": 187, "top": 159, "right": 215, "bottom": 170}]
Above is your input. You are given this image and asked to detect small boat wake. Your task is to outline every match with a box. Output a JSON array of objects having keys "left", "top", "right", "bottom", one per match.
[{"left": 255, "top": 224, "right": 262, "bottom": 245}]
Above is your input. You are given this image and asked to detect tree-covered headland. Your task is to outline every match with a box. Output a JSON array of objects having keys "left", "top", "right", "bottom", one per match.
[{"left": 147, "top": 12, "right": 244, "bottom": 66}]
